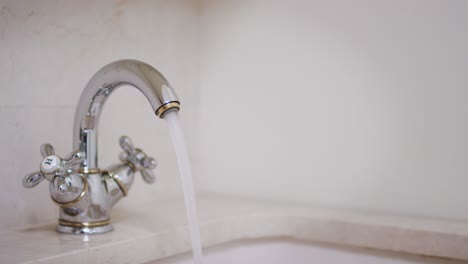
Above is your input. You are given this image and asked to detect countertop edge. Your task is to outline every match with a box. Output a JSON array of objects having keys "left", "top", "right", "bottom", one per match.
[{"left": 7, "top": 194, "right": 468, "bottom": 263}]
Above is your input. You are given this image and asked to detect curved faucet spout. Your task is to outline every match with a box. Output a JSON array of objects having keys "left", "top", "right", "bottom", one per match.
[{"left": 73, "top": 60, "right": 180, "bottom": 169}]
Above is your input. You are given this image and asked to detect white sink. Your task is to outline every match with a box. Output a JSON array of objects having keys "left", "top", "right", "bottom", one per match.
[{"left": 153, "top": 239, "right": 457, "bottom": 264}]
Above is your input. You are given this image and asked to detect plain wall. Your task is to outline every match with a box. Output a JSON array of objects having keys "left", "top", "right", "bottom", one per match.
[
  {"left": 198, "top": 0, "right": 468, "bottom": 220},
  {"left": 0, "top": 0, "right": 200, "bottom": 228}
]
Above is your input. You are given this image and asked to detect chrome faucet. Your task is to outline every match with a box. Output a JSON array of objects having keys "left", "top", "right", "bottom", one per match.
[{"left": 22, "top": 60, "right": 180, "bottom": 234}]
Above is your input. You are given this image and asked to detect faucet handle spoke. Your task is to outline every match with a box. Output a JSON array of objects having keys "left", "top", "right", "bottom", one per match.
[
  {"left": 22, "top": 171, "right": 45, "bottom": 188},
  {"left": 118, "top": 136, "right": 157, "bottom": 184},
  {"left": 141, "top": 157, "right": 156, "bottom": 183},
  {"left": 63, "top": 149, "right": 86, "bottom": 168},
  {"left": 40, "top": 143, "right": 55, "bottom": 158},
  {"left": 142, "top": 157, "right": 157, "bottom": 170},
  {"left": 23, "top": 144, "right": 85, "bottom": 188},
  {"left": 141, "top": 169, "right": 155, "bottom": 184},
  {"left": 119, "top": 136, "right": 135, "bottom": 155}
]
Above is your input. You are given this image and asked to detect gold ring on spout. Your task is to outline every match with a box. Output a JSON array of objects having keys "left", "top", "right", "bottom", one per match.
[
  {"left": 51, "top": 177, "right": 88, "bottom": 208},
  {"left": 155, "top": 101, "right": 180, "bottom": 117}
]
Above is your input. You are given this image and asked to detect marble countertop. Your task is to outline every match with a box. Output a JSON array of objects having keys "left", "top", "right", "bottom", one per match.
[{"left": 2, "top": 193, "right": 468, "bottom": 263}]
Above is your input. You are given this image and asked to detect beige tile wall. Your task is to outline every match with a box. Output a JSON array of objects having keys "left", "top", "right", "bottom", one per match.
[{"left": 0, "top": 0, "right": 200, "bottom": 228}]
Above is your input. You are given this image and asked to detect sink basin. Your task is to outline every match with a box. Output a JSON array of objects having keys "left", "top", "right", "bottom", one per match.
[{"left": 153, "top": 239, "right": 460, "bottom": 264}]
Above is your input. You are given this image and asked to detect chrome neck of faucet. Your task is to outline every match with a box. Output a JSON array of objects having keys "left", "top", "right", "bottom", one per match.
[
  {"left": 73, "top": 59, "right": 180, "bottom": 170},
  {"left": 23, "top": 60, "right": 179, "bottom": 234}
]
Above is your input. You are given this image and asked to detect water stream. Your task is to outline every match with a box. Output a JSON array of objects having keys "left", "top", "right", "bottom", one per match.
[{"left": 164, "top": 111, "right": 203, "bottom": 264}]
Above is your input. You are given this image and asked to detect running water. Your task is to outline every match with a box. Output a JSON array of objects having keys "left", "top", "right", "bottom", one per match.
[{"left": 164, "top": 111, "right": 203, "bottom": 264}]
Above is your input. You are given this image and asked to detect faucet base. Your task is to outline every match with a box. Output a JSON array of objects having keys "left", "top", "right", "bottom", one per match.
[{"left": 56, "top": 219, "right": 113, "bottom": 234}]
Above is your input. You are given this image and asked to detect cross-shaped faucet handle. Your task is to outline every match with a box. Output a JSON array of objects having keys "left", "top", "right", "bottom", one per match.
[
  {"left": 119, "top": 136, "right": 157, "bottom": 184},
  {"left": 22, "top": 144, "right": 85, "bottom": 188}
]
